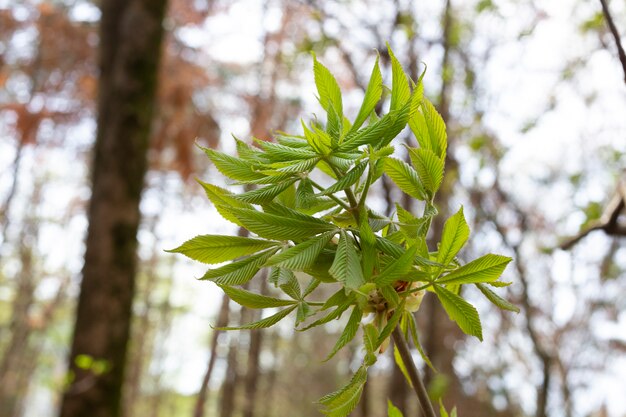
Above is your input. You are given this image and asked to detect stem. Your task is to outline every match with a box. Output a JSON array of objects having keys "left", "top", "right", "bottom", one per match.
[{"left": 391, "top": 325, "right": 437, "bottom": 417}]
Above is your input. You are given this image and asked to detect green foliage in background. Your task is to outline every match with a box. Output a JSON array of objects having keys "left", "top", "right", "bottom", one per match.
[{"left": 169, "top": 45, "right": 517, "bottom": 416}]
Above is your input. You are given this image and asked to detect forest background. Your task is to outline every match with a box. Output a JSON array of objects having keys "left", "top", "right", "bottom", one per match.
[{"left": 0, "top": 0, "right": 625, "bottom": 417}]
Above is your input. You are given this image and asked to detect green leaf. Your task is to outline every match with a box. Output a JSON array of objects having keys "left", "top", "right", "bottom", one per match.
[
  {"left": 166, "top": 235, "right": 278, "bottom": 264},
  {"left": 302, "top": 121, "right": 332, "bottom": 155},
  {"left": 339, "top": 114, "right": 393, "bottom": 152},
  {"left": 375, "top": 244, "right": 418, "bottom": 286},
  {"left": 313, "top": 53, "right": 343, "bottom": 120},
  {"left": 384, "top": 157, "right": 427, "bottom": 201},
  {"left": 216, "top": 305, "right": 297, "bottom": 330},
  {"left": 329, "top": 230, "right": 365, "bottom": 289},
  {"left": 299, "top": 295, "right": 353, "bottom": 331},
  {"left": 263, "top": 157, "right": 320, "bottom": 174},
  {"left": 257, "top": 140, "right": 318, "bottom": 161},
  {"left": 320, "top": 161, "right": 368, "bottom": 196},
  {"left": 295, "top": 178, "right": 316, "bottom": 209},
  {"left": 476, "top": 283, "right": 520, "bottom": 313},
  {"left": 437, "top": 206, "right": 469, "bottom": 266},
  {"left": 278, "top": 269, "right": 301, "bottom": 300},
  {"left": 276, "top": 134, "right": 309, "bottom": 148},
  {"left": 408, "top": 147, "right": 444, "bottom": 196},
  {"left": 319, "top": 366, "right": 367, "bottom": 417},
  {"left": 410, "top": 98, "right": 447, "bottom": 159},
  {"left": 388, "top": 44, "right": 411, "bottom": 112},
  {"left": 296, "top": 302, "right": 312, "bottom": 324},
  {"left": 236, "top": 179, "right": 297, "bottom": 204},
  {"left": 219, "top": 285, "right": 296, "bottom": 309},
  {"left": 350, "top": 55, "right": 383, "bottom": 133},
  {"left": 375, "top": 236, "right": 438, "bottom": 268},
  {"left": 224, "top": 207, "right": 336, "bottom": 240},
  {"left": 406, "top": 312, "right": 436, "bottom": 371},
  {"left": 394, "top": 344, "right": 413, "bottom": 389},
  {"left": 201, "top": 146, "right": 266, "bottom": 182},
  {"left": 359, "top": 215, "right": 377, "bottom": 279},
  {"left": 324, "top": 306, "right": 363, "bottom": 361},
  {"left": 434, "top": 284, "right": 483, "bottom": 340},
  {"left": 363, "top": 323, "right": 379, "bottom": 366},
  {"left": 388, "top": 400, "right": 404, "bottom": 417},
  {"left": 234, "top": 136, "right": 267, "bottom": 163},
  {"left": 437, "top": 254, "right": 512, "bottom": 285},
  {"left": 439, "top": 399, "right": 457, "bottom": 417},
  {"left": 266, "top": 231, "right": 336, "bottom": 271},
  {"left": 377, "top": 301, "right": 404, "bottom": 347},
  {"left": 197, "top": 181, "right": 255, "bottom": 227},
  {"left": 200, "top": 248, "right": 278, "bottom": 285}
]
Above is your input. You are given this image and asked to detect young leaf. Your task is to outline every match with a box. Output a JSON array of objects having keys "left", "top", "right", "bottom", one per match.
[
  {"left": 257, "top": 140, "right": 318, "bottom": 161},
  {"left": 329, "top": 230, "right": 365, "bottom": 290},
  {"left": 375, "top": 244, "right": 418, "bottom": 286},
  {"left": 363, "top": 323, "right": 379, "bottom": 366},
  {"left": 384, "top": 157, "right": 427, "bottom": 201},
  {"left": 216, "top": 305, "right": 297, "bottom": 330},
  {"left": 166, "top": 235, "right": 279, "bottom": 264},
  {"left": 388, "top": 400, "right": 404, "bottom": 417},
  {"left": 278, "top": 269, "right": 302, "bottom": 300},
  {"left": 437, "top": 254, "right": 512, "bottom": 285},
  {"left": 409, "top": 98, "right": 447, "bottom": 160},
  {"left": 299, "top": 297, "right": 353, "bottom": 331},
  {"left": 224, "top": 207, "right": 336, "bottom": 240},
  {"left": 408, "top": 147, "right": 444, "bottom": 196},
  {"left": 266, "top": 231, "right": 336, "bottom": 271},
  {"left": 406, "top": 312, "right": 436, "bottom": 371},
  {"left": 339, "top": 114, "right": 393, "bottom": 152},
  {"left": 320, "top": 161, "right": 368, "bottom": 196},
  {"left": 201, "top": 146, "right": 266, "bottom": 182},
  {"left": 393, "top": 344, "right": 413, "bottom": 388},
  {"left": 200, "top": 248, "right": 279, "bottom": 286},
  {"left": 236, "top": 179, "right": 298, "bottom": 204},
  {"left": 219, "top": 285, "right": 296, "bottom": 309},
  {"left": 350, "top": 55, "right": 383, "bottom": 133},
  {"left": 476, "top": 283, "right": 520, "bottom": 313},
  {"left": 197, "top": 181, "right": 254, "bottom": 227},
  {"left": 376, "top": 301, "right": 405, "bottom": 348},
  {"left": 319, "top": 366, "right": 367, "bottom": 417},
  {"left": 303, "top": 121, "right": 332, "bottom": 155},
  {"left": 313, "top": 53, "right": 343, "bottom": 120},
  {"left": 324, "top": 306, "right": 363, "bottom": 361},
  {"left": 434, "top": 284, "right": 483, "bottom": 341},
  {"left": 437, "top": 206, "right": 469, "bottom": 267},
  {"left": 388, "top": 44, "right": 411, "bottom": 112}
]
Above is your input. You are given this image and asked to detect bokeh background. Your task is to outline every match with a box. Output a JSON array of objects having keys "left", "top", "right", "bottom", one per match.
[{"left": 1, "top": 0, "right": 625, "bottom": 416}]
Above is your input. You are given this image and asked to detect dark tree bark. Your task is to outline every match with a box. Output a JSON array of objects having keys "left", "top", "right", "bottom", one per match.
[{"left": 59, "top": 1, "right": 168, "bottom": 416}]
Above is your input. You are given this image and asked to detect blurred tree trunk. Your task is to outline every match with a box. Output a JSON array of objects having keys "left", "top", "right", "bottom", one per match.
[
  {"left": 59, "top": 1, "right": 168, "bottom": 416},
  {"left": 0, "top": 186, "right": 41, "bottom": 417},
  {"left": 193, "top": 293, "right": 230, "bottom": 417},
  {"left": 219, "top": 332, "right": 239, "bottom": 417},
  {"left": 242, "top": 277, "right": 268, "bottom": 417}
]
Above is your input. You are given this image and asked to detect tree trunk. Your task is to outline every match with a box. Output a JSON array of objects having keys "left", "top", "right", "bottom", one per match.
[
  {"left": 58, "top": 1, "right": 167, "bottom": 416},
  {"left": 193, "top": 293, "right": 231, "bottom": 417}
]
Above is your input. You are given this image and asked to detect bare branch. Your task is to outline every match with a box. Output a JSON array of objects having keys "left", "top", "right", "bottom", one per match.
[{"left": 599, "top": 0, "right": 626, "bottom": 84}]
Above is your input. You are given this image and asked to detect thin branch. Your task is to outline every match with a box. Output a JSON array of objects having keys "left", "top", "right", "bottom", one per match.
[
  {"left": 559, "top": 178, "right": 626, "bottom": 250},
  {"left": 599, "top": 0, "right": 626, "bottom": 83},
  {"left": 391, "top": 326, "right": 437, "bottom": 417}
]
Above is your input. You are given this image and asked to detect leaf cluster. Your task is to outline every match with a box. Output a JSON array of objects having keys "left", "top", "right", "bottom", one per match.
[{"left": 168, "top": 44, "right": 517, "bottom": 416}]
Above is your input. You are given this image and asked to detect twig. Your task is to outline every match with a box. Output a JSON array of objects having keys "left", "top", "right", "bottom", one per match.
[
  {"left": 559, "top": 178, "right": 626, "bottom": 250},
  {"left": 599, "top": 0, "right": 626, "bottom": 83},
  {"left": 391, "top": 326, "right": 437, "bottom": 417}
]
